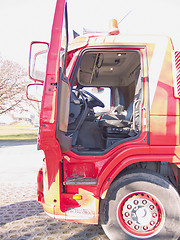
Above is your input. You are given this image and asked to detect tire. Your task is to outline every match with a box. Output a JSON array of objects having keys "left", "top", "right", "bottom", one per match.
[{"left": 100, "top": 169, "right": 180, "bottom": 240}]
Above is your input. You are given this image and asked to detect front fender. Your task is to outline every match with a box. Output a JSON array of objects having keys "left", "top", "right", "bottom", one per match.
[{"left": 99, "top": 154, "right": 175, "bottom": 199}]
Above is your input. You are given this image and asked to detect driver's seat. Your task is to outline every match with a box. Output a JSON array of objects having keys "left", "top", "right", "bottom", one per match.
[{"left": 99, "top": 87, "right": 127, "bottom": 128}]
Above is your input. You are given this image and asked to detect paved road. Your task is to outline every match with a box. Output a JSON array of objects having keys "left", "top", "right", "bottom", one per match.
[{"left": 0, "top": 141, "right": 108, "bottom": 240}]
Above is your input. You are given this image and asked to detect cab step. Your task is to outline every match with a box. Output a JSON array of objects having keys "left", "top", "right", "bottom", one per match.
[{"left": 65, "top": 177, "right": 97, "bottom": 185}]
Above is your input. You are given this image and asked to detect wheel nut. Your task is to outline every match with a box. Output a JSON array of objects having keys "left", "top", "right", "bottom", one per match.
[
  {"left": 152, "top": 213, "right": 157, "bottom": 218},
  {"left": 143, "top": 226, "right": 148, "bottom": 230},
  {"left": 142, "top": 200, "right": 147, "bottom": 205},
  {"left": 134, "top": 200, "right": 139, "bottom": 205},
  {"left": 149, "top": 205, "right": 154, "bottom": 210},
  {"left": 127, "top": 204, "right": 132, "bottom": 210},
  {"left": 127, "top": 220, "right": 132, "bottom": 225},
  {"left": 134, "top": 225, "right": 139, "bottom": 230},
  {"left": 125, "top": 212, "right": 130, "bottom": 217},
  {"left": 150, "top": 221, "right": 155, "bottom": 226}
]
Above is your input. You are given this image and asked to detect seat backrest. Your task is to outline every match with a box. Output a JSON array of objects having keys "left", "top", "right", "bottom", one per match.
[
  {"left": 114, "top": 88, "right": 125, "bottom": 108},
  {"left": 125, "top": 101, "right": 133, "bottom": 120},
  {"left": 125, "top": 68, "right": 142, "bottom": 122}
]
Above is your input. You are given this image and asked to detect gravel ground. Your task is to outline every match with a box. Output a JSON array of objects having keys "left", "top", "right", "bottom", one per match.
[{"left": 0, "top": 142, "right": 108, "bottom": 240}]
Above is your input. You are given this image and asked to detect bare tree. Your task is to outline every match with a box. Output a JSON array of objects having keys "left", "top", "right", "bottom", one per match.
[
  {"left": 0, "top": 57, "right": 28, "bottom": 114},
  {"left": 28, "top": 99, "right": 41, "bottom": 118}
]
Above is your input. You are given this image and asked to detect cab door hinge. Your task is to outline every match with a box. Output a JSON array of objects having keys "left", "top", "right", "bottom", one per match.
[{"left": 50, "top": 82, "right": 57, "bottom": 87}]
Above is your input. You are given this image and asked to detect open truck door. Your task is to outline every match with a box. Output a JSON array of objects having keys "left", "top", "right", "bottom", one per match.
[
  {"left": 28, "top": 0, "right": 71, "bottom": 217},
  {"left": 38, "top": 0, "right": 70, "bottom": 211}
]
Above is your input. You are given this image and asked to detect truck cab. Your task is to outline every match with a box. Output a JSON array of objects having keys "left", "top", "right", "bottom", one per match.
[{"left": 27, "top": 1, "right": 180, "bottom": 239}]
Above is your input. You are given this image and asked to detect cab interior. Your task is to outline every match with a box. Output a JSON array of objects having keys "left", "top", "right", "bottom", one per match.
[{"left": 65, "top": 49, "right": 143, "bottom": 154}]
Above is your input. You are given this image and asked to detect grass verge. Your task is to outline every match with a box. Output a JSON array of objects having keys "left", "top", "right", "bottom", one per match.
[{"left": 0, "top": 124, "right": 38, "bottom": 141}]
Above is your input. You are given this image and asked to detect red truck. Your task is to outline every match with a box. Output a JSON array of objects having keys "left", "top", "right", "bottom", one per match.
[{"left": 27, "top": 0, "right": 180, "bottom": 239}]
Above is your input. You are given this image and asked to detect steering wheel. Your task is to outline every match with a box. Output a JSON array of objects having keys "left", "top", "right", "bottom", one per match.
[{"left": 81, "top": 89, "right": 105, "bottom": 108}]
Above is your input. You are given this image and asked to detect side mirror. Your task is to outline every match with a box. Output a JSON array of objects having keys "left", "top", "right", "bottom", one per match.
[
  {"left": 26, "top": 84, "right": 43, "bottom": 102},
  {"left": 29, "top": 42, "right": 49, "bottom": 82}
]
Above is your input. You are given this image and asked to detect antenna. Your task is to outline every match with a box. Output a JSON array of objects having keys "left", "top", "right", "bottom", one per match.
[{"left": 118, "top": 10, "right": 133, "bottom": 25}]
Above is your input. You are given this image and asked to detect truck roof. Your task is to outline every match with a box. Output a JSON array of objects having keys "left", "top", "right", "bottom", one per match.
[{"left": 68, "top": 34, "right": 173, "bottom": 52}]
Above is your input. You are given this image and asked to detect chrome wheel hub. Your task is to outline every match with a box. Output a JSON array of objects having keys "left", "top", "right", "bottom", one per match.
[{"left": 117, "top": 192, "right": 165, "bottom": 238}]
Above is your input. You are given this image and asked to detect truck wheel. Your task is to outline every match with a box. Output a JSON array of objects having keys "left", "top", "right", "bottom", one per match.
[{"left": 100, "top": 169, "right": 180, "bottom": 240}]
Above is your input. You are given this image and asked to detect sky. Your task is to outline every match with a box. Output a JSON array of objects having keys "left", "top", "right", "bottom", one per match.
[{"left": 0, "top": 0, "right": 180, "bottom": 70}]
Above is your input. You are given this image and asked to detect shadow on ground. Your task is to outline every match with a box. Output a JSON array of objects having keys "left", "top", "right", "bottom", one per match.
[
  {"left": 0, "top": 140, "right": 37, "bottom": 148},
  {"left": 0, "top": 200, "right": 43, "bottom": 226},
  {"left": 0, "top": 199, "right": 107, "bottom": 240}
]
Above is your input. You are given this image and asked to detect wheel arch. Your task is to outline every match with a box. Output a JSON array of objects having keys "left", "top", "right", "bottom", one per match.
[{"left": 99, "top": 155, "right": 178, "bottom": 200}]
